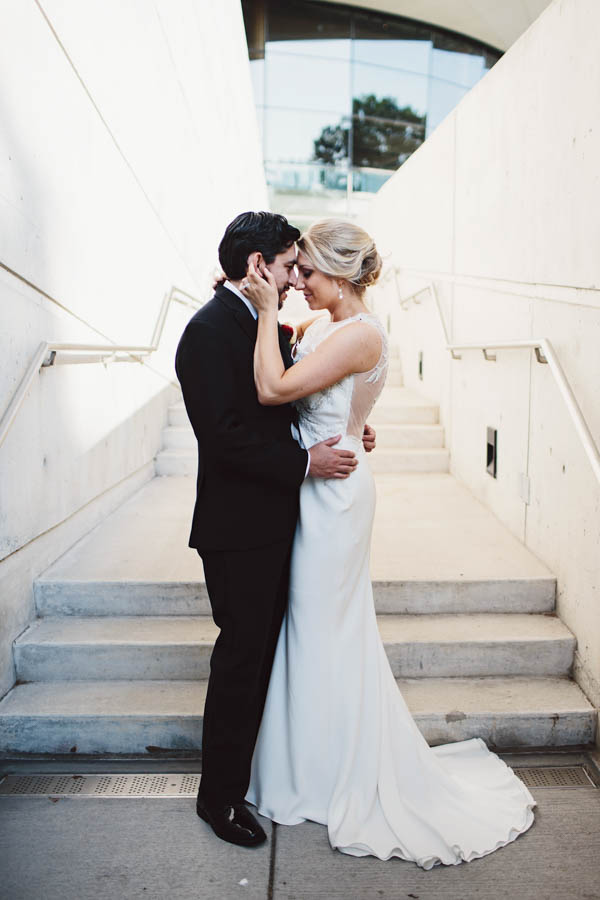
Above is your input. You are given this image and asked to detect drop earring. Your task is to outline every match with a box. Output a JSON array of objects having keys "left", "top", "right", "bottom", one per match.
[{"left": 338, "top": 284, "right": 344, "bottom": 300}]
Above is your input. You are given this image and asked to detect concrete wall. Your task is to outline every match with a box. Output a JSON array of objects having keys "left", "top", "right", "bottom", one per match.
[
  {"left": 0, "top": 0, "right": 268, "bottom": 698},
  {"left": 368, "top": 0, "right": 600, "bottom": 710}
]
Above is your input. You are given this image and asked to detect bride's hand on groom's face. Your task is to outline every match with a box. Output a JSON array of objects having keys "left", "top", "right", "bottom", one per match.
[{"left": 241, "top": 261, "right": 279, "bottom": 313}]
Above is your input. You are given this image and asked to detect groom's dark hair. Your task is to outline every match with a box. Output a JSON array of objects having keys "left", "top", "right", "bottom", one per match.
[{"left": 218, "top": 211, "right": 300, "bottom": 281}]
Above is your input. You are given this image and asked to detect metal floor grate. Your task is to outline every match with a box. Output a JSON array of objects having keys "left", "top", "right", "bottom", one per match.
[
  {"left": 0, "top": 767, "right": 596, "bottom": 797},
  {"left": 514, "top": 766, "right": 596, "bottom": 788},
  {"left": 0, "top": 773, "right": 201, "bottom": 797}
]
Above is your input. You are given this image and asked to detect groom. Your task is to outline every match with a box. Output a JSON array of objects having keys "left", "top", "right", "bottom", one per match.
[{"left": 175, "top": 211, "right": 375, "bottom": 848}]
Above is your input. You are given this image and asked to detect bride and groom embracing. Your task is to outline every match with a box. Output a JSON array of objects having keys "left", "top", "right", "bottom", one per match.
[{"left": 175, "top": 212, "right": 536, "bottom": 869}]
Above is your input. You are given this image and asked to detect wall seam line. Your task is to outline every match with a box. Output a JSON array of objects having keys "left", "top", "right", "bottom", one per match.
[{"left": 0, "top": 461, "right": 155, "bottom": 568}]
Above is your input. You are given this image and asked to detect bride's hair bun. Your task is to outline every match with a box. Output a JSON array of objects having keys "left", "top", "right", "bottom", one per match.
[{"left": 297, "top": 219, "right": 382, "bottom": 296}]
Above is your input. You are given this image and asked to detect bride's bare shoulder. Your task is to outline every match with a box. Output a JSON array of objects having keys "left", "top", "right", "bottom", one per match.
[{"left": 316, "top": 318, "right": 382, "bottom": 372}]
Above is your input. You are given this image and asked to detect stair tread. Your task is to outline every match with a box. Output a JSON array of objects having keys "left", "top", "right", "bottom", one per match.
[
  {"left": 376, "top": 387, "right": 437, "bottom": 407},
  {"left": 158, "top": 447, "right": 450, "bottom": 458},
  {"left": 16, "top": 613, "right": 574, "bottom": 646},
  {"left": 169, "top": 386, "right": 435, "bottom": 415},
  {"left": 373, "top": 448, "right": 449, "bottom": 455},
  {"left": 156, "top": 448, "right": 193, "bottom": 457},
  {"left": 0, "top": 676, "right": 593, "bottom": 717},
  {"left": 164, "top": 423, "right": 444, "bottom": 433}
]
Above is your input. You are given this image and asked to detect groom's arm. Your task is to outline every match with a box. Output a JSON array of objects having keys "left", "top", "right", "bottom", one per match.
[{"left": 176, "top": 321, "right": 308, "bottom": 490}]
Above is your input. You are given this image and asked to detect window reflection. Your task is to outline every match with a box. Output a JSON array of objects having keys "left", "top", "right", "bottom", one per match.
[
  {"left": 351, "top": 95, "right": 425, "bottom": 169},
  {"left": 353, "top": 39, "right": 431, "bottom": 75},
  {"left": 431, "top": 48, "right": 487, "bottom": 88},
  {"left": 264, "top": 108, "right": 349, "bottom": 165},
  {"left": 242, "top": 0, "right": 501, "bottom": 217},
  {"left": 352, "top": 62, "right": 428, "bottom": 119},
  {"left": 249, "top": 59, "right": 264, "bottom": 106},
  {"left": 265, "top": 48, "right": 351, "bottom": 114},
  {"left": 426, "top": 80, "right": 468, "bottom": 136}
]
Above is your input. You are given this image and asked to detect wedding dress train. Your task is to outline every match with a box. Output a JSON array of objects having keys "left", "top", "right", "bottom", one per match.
[{"left": 246, "top": 313, "right": 535, "bottom": 868}]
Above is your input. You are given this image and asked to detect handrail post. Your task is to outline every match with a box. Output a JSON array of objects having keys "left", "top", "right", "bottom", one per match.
[
  {"left": 0, "top": 283, "right": 204, "bottom": 449},
  {"left": 0, "top": 342, "right": 50, "bottom": 448}
]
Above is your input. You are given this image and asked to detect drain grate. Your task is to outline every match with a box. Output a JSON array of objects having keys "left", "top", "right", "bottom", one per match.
[
  {"left": 514, "top": 766, "right": 596, "bottom": 788},
  {"left": 0, "top": 773, "right": 201, "bottom": 797},
  {"left": 0, "top": 767, "right": 596, "bottom": 797}
]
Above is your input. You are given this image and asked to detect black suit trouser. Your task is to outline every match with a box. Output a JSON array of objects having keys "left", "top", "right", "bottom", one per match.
[{"left": 197, "top": 536, "right": 293, "bottom": 804}]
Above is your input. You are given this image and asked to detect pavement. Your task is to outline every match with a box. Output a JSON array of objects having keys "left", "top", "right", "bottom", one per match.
[{"left": 1, "top": 751, "right": 599, "bottom": 900}]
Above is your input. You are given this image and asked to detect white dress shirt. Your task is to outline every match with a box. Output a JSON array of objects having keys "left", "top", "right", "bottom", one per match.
[{"left": 223, "top": 280, "right": 310, "bottom": 479}]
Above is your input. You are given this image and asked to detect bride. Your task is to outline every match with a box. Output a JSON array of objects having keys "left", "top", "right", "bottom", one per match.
[{"left": 240, "top": 218, "right": 535, "bottom": 869}]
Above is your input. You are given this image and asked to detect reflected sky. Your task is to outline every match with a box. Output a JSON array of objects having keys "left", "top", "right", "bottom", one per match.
[{"left": 246, "top": 0, "right": 499, "bottom": 170}]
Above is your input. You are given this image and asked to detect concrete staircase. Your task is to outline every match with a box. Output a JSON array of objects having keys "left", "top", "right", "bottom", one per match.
[
  {"left": 0, "top": 444, "right": 595, "bottom": 753},
  {"left": 156, "top": 356, "right": 451, "bottom": 476}
]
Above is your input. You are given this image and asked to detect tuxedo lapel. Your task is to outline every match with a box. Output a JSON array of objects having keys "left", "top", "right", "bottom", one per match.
[
  {"left": 216, "top": 285, "right": 294, "bottom": 371},
  {"left": 215, "top": 284, "right": 258, "bottom": 344}
]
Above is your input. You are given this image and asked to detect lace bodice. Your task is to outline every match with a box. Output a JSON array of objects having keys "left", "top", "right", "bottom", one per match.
[{"left": 292, "top": 313, "right": 388, "bottom": 446}]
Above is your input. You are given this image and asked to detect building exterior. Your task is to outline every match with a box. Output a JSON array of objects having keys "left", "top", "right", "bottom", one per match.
[{"left": 242, "top": 0, "right": 502, "bottom": 223}]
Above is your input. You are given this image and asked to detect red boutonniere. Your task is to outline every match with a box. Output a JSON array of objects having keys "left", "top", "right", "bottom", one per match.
[{"left": 280, "top": 323, "right": 298, "bottom": 346}]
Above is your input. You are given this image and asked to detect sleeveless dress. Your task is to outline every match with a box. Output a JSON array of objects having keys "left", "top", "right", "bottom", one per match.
[{"left": 246, "top": 313, "right": 536, "bottom": 869}]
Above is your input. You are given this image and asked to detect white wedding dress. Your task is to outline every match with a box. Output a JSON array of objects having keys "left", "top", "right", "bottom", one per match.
[{"left": 246, "top": 313, "right": 536, "bottom": 868}]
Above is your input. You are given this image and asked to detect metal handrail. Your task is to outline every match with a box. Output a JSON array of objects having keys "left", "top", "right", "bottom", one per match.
[
  {"left": 0, "top": 285, "right": 202, "bottom": 450},
  {"left": 394, "top": 279, "right": 600, "bottom": 486}
]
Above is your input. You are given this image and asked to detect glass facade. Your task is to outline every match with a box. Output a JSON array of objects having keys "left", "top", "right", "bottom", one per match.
[{"left": 242, "top": 0, "right": 501, "bottom": 225}]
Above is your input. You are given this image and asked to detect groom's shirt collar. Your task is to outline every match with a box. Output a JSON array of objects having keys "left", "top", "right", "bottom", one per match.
[{"left": 224, "top": 280, "right": 257, "bottom": 321}]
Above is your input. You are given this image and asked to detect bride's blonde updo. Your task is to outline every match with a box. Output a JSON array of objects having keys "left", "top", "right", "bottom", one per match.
[{"left": 297, "top": 218, "right": 382, "bottom": 296}]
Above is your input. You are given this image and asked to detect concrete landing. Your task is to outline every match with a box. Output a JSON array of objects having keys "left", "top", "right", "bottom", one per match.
[{"left": 35, "top": 474, "right": 555, "bottom": 616}]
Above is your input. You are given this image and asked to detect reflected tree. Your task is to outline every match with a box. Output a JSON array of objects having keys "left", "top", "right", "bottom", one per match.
[{"left": 313, "top": 94, "right": 426, "bottom": 170}]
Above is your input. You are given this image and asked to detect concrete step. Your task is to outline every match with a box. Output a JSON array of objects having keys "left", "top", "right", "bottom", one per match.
[
  {"left": 368, "top": 447, "right": 450, "bottom": 473},
  {"left": 14, "top": 613, "right": 575, "bottom": 681},
  {"left": 0, "top": 676, "right": 594, "bottom": 754},
  {"left": 161, "top": 423, "right": 446, "bottom": 453},
  {"left": 157, "top": 446, "right": 450, "bottom": 476},
  {"left": 375, "top": 424, "right": 445, "bottom": 449},
  {"left": 168, "top": 403, "right": 190, "bottom": 427},
  {"left": 34, "top": 475, "right": 557, "bottom": 616},
  {"left": 34, "top": 576, "right": 556, "bottom": 617},
  {"left": 162, "top": 426, "right": 195, "bottom": 450},
  {"left": 167, "top": 386, "right": 437, "bottom": 429},
  {"left": 369, "top": 387, "right": 439, "bottom": 424},
  {"left": 385, "top": 357, "right": 403, "bottom": 387},
  {"left": 155, "top": 449, "right": 196, "bottom": 476}
]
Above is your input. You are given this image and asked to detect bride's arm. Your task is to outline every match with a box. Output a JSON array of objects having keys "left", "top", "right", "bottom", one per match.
[{"left": 243, "top": 263, "right": 381, "bottom": 406}]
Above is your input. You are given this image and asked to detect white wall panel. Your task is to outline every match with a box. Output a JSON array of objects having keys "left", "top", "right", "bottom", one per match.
[
  {"left": 0, "top": 0, "right": 267, "bottom": 697},
  {"left": 368, "top": 0, "right": 600, "bottom": 706}
]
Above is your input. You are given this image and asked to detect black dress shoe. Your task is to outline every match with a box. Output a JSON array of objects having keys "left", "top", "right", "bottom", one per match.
[{"left": 196, "top": 798, "right": 267, "bottom": 847}]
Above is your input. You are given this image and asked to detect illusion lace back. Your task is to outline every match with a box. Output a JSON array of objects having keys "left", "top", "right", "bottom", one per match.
[
  {"left": 246, "top": 311, "right": 536, "bottom": 868},
  {"left": 292, "top": 313, "right": 388, "bottom": 447}
]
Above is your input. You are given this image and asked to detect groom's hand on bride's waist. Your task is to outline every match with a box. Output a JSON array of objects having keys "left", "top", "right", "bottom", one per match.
[
  {"left": 362, "top": 424, "right": 376, "bottom": 453},
  {"left": 308, "top": 435, "right": 358, "bottom": 479}
]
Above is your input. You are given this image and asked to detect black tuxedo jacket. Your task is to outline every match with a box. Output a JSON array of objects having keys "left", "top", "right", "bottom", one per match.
[{"left": 175, "top": 284, "right": 309, "bottom": 552}]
